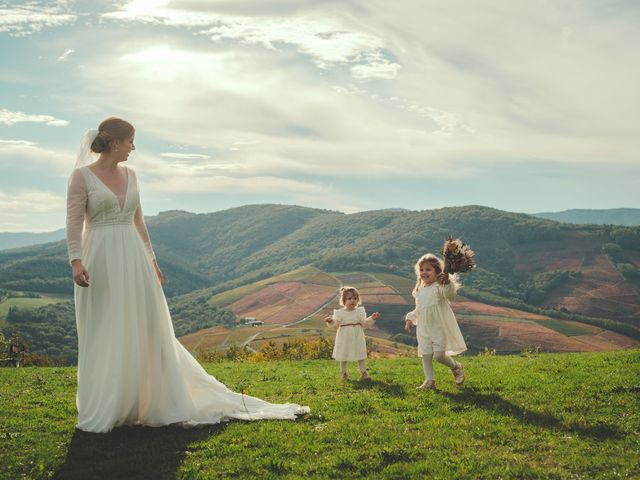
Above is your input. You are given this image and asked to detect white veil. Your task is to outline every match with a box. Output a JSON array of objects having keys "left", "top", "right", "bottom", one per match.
[{"left": 73, "top": 128, "right": 99, "bottom": 172}]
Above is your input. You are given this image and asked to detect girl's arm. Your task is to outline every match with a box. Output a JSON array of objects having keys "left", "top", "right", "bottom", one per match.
[
  {"left": 405, "top": 309, "right": 418, "bottom": 326},
  {"left": 362, "top": 310, "right": 380, "bottom": 328},
  {"left": 404, "top": 310, "right": 417, "bottom": 332},
  {"left": 325, "top": 310, "right": 339, "bottom": 329},
  {"left": 438, "top": 283, "right": 456, "bottom": 301},
  {"left": 437, "top": 273, "right": 456, "bottom": 301}
]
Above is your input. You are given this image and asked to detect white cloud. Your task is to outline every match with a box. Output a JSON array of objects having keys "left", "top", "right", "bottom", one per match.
[
  {"left": 57, "top": 48, "right": 75, "bottom": 61},
  {"left": 0, "top": 109, "right": 69, "bottom": 127},
  {"left": 0, "top": 139, "right": 73, "bottom": 172},
  {"left": 0, "top": 139, "right": 37, "bottom": 147},
  {"left": 0, "top": 190, "right": 65, "bottom": 214},
  {"left": 17, "top": 0, "right": 633, "bottom": 214},
  {"left": 148, "top": 174, "right": 327, "bottom": 194},
  {"left": 0, "top": 2, "right": 77, "bottom": 37},
  {"left": 0, "top": 190, "right": 66, "bottom": 232},
  {"left": 130, "top": 152, "right": 327, "bottom": 194},
  {"left": 91, "top": 1, "right": 638, "bottom": 172},
  {"left": 160, "top": 152, "right": 211, "bottom": 160},
  {"left": 102, "top": 2, "right": 400, "bottom": 79}
]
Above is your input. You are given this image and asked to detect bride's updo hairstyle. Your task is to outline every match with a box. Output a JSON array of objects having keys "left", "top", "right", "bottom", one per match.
[{"left": 90, "top": 117, "right": 135, "bottom": 153}]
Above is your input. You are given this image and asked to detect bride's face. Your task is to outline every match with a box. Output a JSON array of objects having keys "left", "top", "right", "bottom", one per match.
[{"left": 115, "top": 135, "right": 135, "bottom": 162}]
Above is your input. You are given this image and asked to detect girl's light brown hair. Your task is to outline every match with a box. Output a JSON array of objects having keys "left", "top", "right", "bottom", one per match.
[
  {"left": 412, "top": 253, "right": 460, "bottom": 296},
  {"left": 339, "top": 286, "right": 361, "bottom": 306},
  {"left": 90, "top": 117, "right": 135, "bottom": 154}
]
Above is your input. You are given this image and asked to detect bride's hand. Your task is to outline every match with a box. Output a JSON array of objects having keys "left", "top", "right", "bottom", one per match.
[
  {"left": 71, "top": 260, "right": 90, "bottom": 287},
  {"left": 153, "top": 259, "right": 164, "bottom": 285}
]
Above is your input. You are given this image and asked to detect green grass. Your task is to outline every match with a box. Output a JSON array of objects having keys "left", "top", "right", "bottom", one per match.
[
  {"left": 0, "top": 295, "right": 69, "bottom": 326},
  {"left": 534, "top": 319, "right": 592, "bottom": 336},
  {"left": 332, "top": 272, "right": 383, "bottom": 288},
  {"left": 1, "top": 350, "right": 639, "bottom": 479},
  {"left": 457, "top": 313, "right": 536, "bottom": 324}
]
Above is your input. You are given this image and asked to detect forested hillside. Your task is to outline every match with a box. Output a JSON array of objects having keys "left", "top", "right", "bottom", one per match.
[
  {"left": 1, "top": 204, "right": 639, "bottom": 362},
  {"left": 534, "top": 208, "right": 640, "bottom": 226}
]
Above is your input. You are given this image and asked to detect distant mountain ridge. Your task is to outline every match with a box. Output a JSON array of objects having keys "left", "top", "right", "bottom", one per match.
[
  {"left": 0, "top": 228, "right": 66, "bottom": 251},
  {"left": 2, "top": 203, "right": 640, "bottom": 362},
  {"left": 2, "top": 207, "right": 637, "bottom": 252},
  {"left": 1, "top": 204, "right": 639, "bottom": 319},
  {"left": 533, "top": 208, "right": 640, "bottom": 226}
]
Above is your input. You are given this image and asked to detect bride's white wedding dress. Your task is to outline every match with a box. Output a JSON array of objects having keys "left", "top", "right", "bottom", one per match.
[{"left": 66, "top": 165, "right": 309, "bottom": 433}]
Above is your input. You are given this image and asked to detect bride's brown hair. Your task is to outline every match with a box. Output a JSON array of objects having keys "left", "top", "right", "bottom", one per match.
[{"left": 91, "top": 117, "right": 135, "bottom": 153}]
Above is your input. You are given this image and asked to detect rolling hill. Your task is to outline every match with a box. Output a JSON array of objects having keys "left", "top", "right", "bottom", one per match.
[
  {"left": 0, "top": 228, "right": 66, "bottom": 250},
  {"left": 533, "top": 208, "right": 640, "bottom": 226},
  {"left": 177, "top": 266, "right": 639, "bottom": 357},
  {"left": 1, "top": 204, "right": 639, "bottom": 362}
]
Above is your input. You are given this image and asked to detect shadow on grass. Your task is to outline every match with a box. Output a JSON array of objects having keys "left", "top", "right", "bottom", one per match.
[
  {"left": 53, "top": 424, "right": 225, "bottom": 480},
  {"left": 440, "top": 388, "right": 624, "bottom": 440},
  {"left": 350, "top": 379, "right": 406, "bottom": 397}
]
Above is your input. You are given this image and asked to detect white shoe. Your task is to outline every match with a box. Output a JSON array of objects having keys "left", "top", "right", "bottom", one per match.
[
  {"left": 416, "top": 380, "right": 436, "bottom": 390},
  {"left": 451, "top": 362, "right": 464, "bottom": 385}
]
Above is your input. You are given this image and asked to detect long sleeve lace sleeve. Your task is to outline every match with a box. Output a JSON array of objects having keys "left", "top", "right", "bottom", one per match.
[
  {"left": 66, "top": 169, "right": 87, "bottom": 264},
  {"left": 134, "top": 205, "right": 156, "bottom": 261}
]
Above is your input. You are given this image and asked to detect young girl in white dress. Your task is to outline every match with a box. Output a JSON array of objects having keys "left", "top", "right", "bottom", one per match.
[
  {"left": 325, "top": 287, "right": 380, "bottom": 381},
  {"left": 404, "top": 254, "right": 466, "bottom": 390}
]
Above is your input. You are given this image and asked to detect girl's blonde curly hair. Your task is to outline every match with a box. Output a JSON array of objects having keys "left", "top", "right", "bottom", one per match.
[
  {"left": 412, "top": 253, "right": 460, "bottom": 296},
  {"left": 339, "top": 286, "right": 361, "bottom": 306}
]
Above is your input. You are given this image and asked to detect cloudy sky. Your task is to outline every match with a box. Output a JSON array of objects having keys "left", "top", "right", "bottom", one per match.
[{"left": 1, "top": 0, "right": 638, "bottom": 232}]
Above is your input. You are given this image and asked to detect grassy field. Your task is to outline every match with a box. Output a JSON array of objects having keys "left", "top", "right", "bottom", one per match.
[
  {"left": 534, "top": 319, "right": 592, "bottom": 336},
  {"left": 0, "top": 294, "right": 69, "bottom": 327},
  {"left": 0, "top": 350, "right": 638, "bottom": 479}
]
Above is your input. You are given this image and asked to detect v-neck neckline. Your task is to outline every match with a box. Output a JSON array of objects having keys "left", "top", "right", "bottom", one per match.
[{"left": 85, "top": 166, "right": 130, "bottom": 212}]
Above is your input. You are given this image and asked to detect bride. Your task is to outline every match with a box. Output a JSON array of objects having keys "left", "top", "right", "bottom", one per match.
[{"left": 66, "top": 117, "right": 309, "bottom": 433}]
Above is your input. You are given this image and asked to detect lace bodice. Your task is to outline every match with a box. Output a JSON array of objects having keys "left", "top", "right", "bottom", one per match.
[
  {"left": 405, "top": 282, "right": 457, "bottom": 326},
  {"left": 414, "top": 283, "right": 454, "bottom": 310},
  {"left": 329, "top": 306, "right": 375, "bottom": 328},
  {"left": 66, "top": 166, "right": 155, "bottom": 263}
]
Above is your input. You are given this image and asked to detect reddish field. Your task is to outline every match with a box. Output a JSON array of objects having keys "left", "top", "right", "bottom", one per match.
[
  {"left": 510, "top": 232, "right": 640, "bottom": 321},
  {"left": 179, "top": 326, "right": 229, "bottom": 351},
  {"left": 358, "top": 286, "right": 409, "bottom": 305},
  {"left": 545, "top": 255, "right": 640, "bottom": 320},
  {"left": 179, "top": 268, "right": 640, "bottom": 357},
  {"left": 513, "top": 234, "right": 603, "bottom": 273},
  {"left": 228, "top": 282, "right": 336, "bottom": 325},
  {"left": 358, "top": 286, "right": 396, "bottom": 295},
  {"left": 459, "top": 317, "right": 640, "bottom": 353},
  {"left": 452, "top": 298, "right": 548, "bottom": 320}
]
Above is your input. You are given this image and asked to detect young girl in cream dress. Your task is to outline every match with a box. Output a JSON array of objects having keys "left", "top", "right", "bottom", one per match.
[
  {"left": 405, "top": 254, "right": 466, "bottom": 390},
  {"left": 325, "top": 287, "right": 380, "bottom": 381}
]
